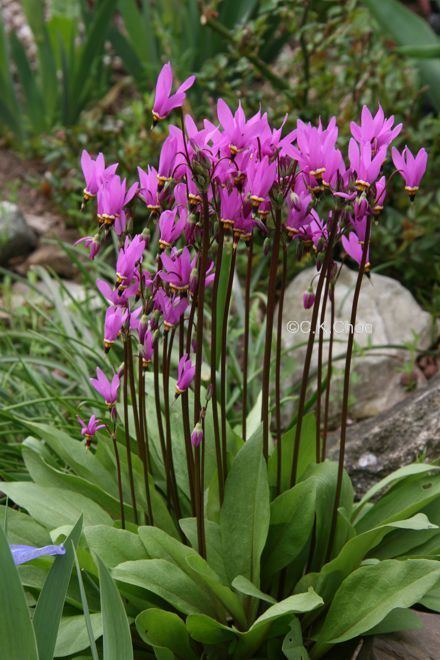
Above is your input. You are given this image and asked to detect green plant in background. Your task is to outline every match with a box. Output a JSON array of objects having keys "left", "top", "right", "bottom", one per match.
[
  {"left": 365, "top": 0, "right": 440, "bottom": 112},
  {"left": 0, "top": 0, "right": 116, "bottom": 142}
]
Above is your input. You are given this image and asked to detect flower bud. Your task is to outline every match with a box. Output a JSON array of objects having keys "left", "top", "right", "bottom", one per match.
[
  {"left": 263, "top": 237, "right": 272, "bottom": 256},
  {"left": 191, "top": 422, "right": 203, "bottom": 448},
  {"left": 303, "top": 289, "right": 315, "bottom": 310}
]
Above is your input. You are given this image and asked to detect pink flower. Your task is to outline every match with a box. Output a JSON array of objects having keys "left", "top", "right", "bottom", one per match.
[
  {"left": 245, "top": 156, "right": 277, "bottom": 207},
  {"left": 373, "top": 176, "right": 386, "bottom": 213},
  {"left": 152, "top": 62, "right": 195, "bottom": 123},
  {"left": 176, "top": 354, "right": 195, "bottom": 395},
  {"left": 97, "top": 176, "right": 138, "bottom": 225},
  {"left": 104, "top": 306, "right": 128, "bottom": 351},
  {"left": 350, "top": 105, "right": 402, "bottom": 150},
  {"left": 116, "top": 235, "right": 146, "bottom": 289},
  {"left": 138, "top": 165, "right": 161, "bottom": 212},
  {"left": 159, "top": 247, "right": 195, "bottom": 291},
  {"left": 348, "top": 139, "right": 386, "bottom": 191},
  {"left": 342, "top": 232, "right": 370, "bottom": 271},
  {"left": 158, "top": 208, "right": 186, "bottom": 249},
  {"left": 75, "top": 235, "right": 100, "bottom": 260},
  {"left": 216, "top": 99, "right": 266, "bottom": 155},
  {"left": 391, "top": 146, "right": 428, "bottom": 198},
  {"left": 77, "top": 414, "right": 105, "bottom": 447},
  {"left": 96, "top": 278, "right": 138, "bottom": 306},
  {"left": 154, "top": 289, "right": 188, "bottom": 330},
  {"left": 141, "top": 327, "right": 154, "bottom": 368},
  {"left": 80, "top": 151, "right": 118, "bottom": 199},
  {"left": 90, "top": 368, "right": 120, "bottom": 411},
  {"left": 157, "top": 135, "right": 178, "bottom": 187}
]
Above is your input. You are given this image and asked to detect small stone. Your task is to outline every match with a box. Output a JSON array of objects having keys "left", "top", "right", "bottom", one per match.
[
  {"left": 358, "top": 452, "right": 378, "bottom": 468},
  {"left": 0, "top": 201, "right": 37, "bottom": 265}
]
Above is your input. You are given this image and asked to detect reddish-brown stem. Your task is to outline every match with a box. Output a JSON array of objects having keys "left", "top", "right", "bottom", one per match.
[
  {"left": 275, "top": 241, "right": 287, "bottom": 494},
  {"left": 220, "top": 243, "right": 237, "bottom": 478},
  {"left": 261, "top": 209, "right": 282, "bottom": 460},
  {"left": 138, "top": 355, "right": 154, "bottom": 524},
  {"left": 242, "top": 238, "right": 253, "bottom": 442},
  {"left": 110, "top": 424, "right": 125, "bottom": 528},
  {"left": 163, "top": 332, "right": 181, "bottom": 519},
  {"left": 180, "top": 317, "right": 196, "bottom": 515},
  {"left": 153, "top": 341, "right": 168, "bottom": 503},
  {"left": 326, "top": 216, "right": 372, "bottom": 560},
  {"left": 315, "top": 273, "right": 330, "bottom": 463},
  {"left": 322, "top": 284, "right": 335, "bottom": 461},
  {"left": 123, "top": 340, "right": 139, "bottom": 524}
]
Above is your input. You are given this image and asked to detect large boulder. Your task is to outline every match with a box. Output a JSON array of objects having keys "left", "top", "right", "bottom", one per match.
[
  {"left": 280, "top": 264, "right": 435, "bottom": 421},
  {"left": 0, "top": 201, "right": 37, "bottom": 265},
  {"left": 328, "top": 374, "right": 440, "bottom": 495}
]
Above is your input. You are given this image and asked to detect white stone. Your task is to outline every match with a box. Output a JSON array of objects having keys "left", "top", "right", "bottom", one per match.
[{"left": 280, "top": 264, "right": 435, "bottom": 421}]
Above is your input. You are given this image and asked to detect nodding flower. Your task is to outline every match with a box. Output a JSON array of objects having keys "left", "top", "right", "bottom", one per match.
[
  {"left": 191, "top": 422, "right": 203, "bottom": 447},
  {"left": 245, "top": 156, "right": 277, "bottom": 208},
  {"left": 159, "top": 246, "right": 195, "bottom": 292},
  {"left": 348, "top": 139, "right": 387, "bottom": 191},
  {"left": 158, "top": 208, "right": 186, "bottom": 249},
  {"left": 80, "top": 150, "right": 118, "bottom": 201},
  {"left": 154, "top": 289, "right": 188, "bottom": 330},
  {"left": 75, "top": 234, "right": 100, "bottom": 260},
  {"left": 157, "top": 135, "right": 178, "bottom": 188},
  {"left": 342, "top": 232, "right": 370, "bottom": 272},
  {"left": 286, "top": 189, "right": 313, "bottom": 237},
  {"left": 350, "top": 105, "right": 402, "bottom": 151},
  {"left": 289, "top": 117, "right": 339, "bottom": 181},
  {"left": 216, "top": 98, "right": 266, "bottom": 156},
  {"left": 175, "top": 354, "right": 195, "bottom": 396},
  {"left": 90, "top": 367, "right": 120, "bottom": 415},
  {"left": 96, "top": 278, "right": 138, "bottom": 307},
  {"left": 391, "top": 146, "right": 428, "bottom": 199},
  {"left": 138, "top": 165, "right": 161, "bottom": 212},
  {"left": 97, "top": 175, "right": 138, "bottom": 225},
  {"left": 115, "top": 235, "right": 146, "bottom": 290},
  {"left": 77, "top": 414, "right": 106, "bottom": 448},
  {"left": 104, "top": 306, "right": 128, "bottom": 352},
  {"left": 303, "top": 289, "right": 315, "bottom": 310},
  {"left": 373, "top": 176, "right": 386, "bottom": 214},
  {"left": 141, "top": 326, "right": 155, "bottom": 369},
  {"left": 152, "top": 61, "right": 195, "bottom": 124}
]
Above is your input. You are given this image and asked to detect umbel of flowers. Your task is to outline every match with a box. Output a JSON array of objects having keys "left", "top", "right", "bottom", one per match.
[{"left": 77, "top": 63, "right": 427, "bottom": 560}]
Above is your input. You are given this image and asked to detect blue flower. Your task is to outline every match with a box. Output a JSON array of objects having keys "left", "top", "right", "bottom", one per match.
[{"left": 10, "top": 544, "right": 66, "bottom": 565}]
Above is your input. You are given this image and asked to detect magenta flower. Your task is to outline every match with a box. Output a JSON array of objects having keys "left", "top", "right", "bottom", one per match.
[
  {"left": 80, "top": 150, "right": 118, "bottom": 200},
  {"left": 141, "top": 327, "right": 154, "bottom": 368},
  {"left": 342, "top": 232, "right": 370, "bottom": 271},
  {"left": 97, "top": 176, "right": 138, "bottom": 225},
  {"left": 96, "top": 278, "right": 137, "bottom": 306},
  {"left": 78, "top": 414, "right": 106, "bottom": 447},
  {"left": 348, "top": 139, "right": 387, "bottom": 191},
  {"left": 10, "top": 544, "right": 66, "bottom": 566},
  {"left": 138, "top": 165, "right": 161, "bottom": 212},
  {"left": 290, "top": 117, "right": 339, "bottom": 180},
  {"left": 159, "top": 247, "right": 195, "bottom": 292},
  {"left": 216, "top": 99, "right": 265, "bottom": 155},
  {"left": 191, "top": 422, "right": 203, "bottom": 448},
  {"left": 104, "top": 306, "right": 128, "bottom": 351},
  {"left": 350, "top": 105, "right": 402, "bottom": 150},
  {"left": 152, "top": 62, "right": 195, "bottom": 123},
  {"left": 303, "top": 290, "right": 315, "bottom": 309},
  {"left": 391, "top": 146, "right": 428, "bottom": 198},
  {"left": 90, "top": 368, "right": 120, "bottom": 412},
  {"left": 158, "top": 208, "right": 186, "bottom": 249},
  {"left": 245, "top": 156, "right": 277, "bottom": 207},
  {"left": 74, "top": 235, "right": 100, "bottom": 260},
  {"left": 176, "top": 354, "right": 195, "bottom": 395},
  {"left": 373, "top": 176, "right": 386, "bottom": 213},
  {"left": 157, "top": 135, "right": 178, "bottom": 187},
  {"left": 286, "top": 189, "right": 313, "bottom": 236},
  {"left": 116, "top": 235, "right": 146, "bottom": 289},
  {"left": 154, "top": 289, "right": 188, "bottom": 330}
]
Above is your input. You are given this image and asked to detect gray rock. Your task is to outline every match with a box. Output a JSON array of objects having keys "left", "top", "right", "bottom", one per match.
[
  {"left": 329, "top": 374, "right": 440, "bottom": 495},
  {"left": 358, "top": 611, "right": 440, "bottom": 660},
  {"left": 0, "top": 201, "right": 37, "bottom": 265},
  {"left": 280, "top": 264, "right": 435, "bottom": 422}
]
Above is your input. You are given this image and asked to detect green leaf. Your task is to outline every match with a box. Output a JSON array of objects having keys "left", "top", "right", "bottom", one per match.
[
  {"left": 353, "top": 463, "right": 440, "bottom": 520},
  {"left": 33, "top": 515, "right": 83, "bottom": 660},
  {"left": 186, "top": 613, "right": 237, "bottom": 644},
  {"left": 364, "top": 0, "right": 440, "bottom": 110},
  {"left": 73, "top": 546, "right": 99, "bottom": 660},
  {"left": 220, "top": 431, "right": 270, "bottom": 585},
  {"left": 398, "top": 44, "right": 440, "bottom": 59},
  {"left": 0, "top": 524, "right": 39, "bottom": 660},
  {"left": 364, "top": 608, "right": 422, "bottom": 636},
  {"left": 263, "top": 477, "right": 316, "bottom": 578},
  {"left": 1, "top": 482, "right": 113, "bottom": 528},
  {"left": 311, "top": 514, "right": 438, "bottom": 604},
  {"left": 0, "top": 504, "right": 50, "bottom": 547},
  {"left": 282, "top": 617, "right": 309, "bottom": 660},
  {"left": 420, "top": 582, "right": 440, "bottom": 612},
  {"left": 112, "top": 558, "right": 218, "bottom": 616},
  {"left": 85, "top": 525, "right": 146, "bottom": 568},
  {"left": 180, "top": 517, "right": 228, "bottom": 582},
  {"left": 313, "top": 559, "right": 440, "bottom": 646},
  {"left": 54, "top": 614, "right": 103, "bottom": 657},
  {"left": 97, "top": 554, "right": 134, "bottom": 660},
  {"left": 268, "top": 414, "right": 316, "bottom": 490},
  {"left": 136, "top": 608, "right": 197, "bottom": 659},
  {"left": 232, "top": 575, "right": 275, "bottom": 604}
]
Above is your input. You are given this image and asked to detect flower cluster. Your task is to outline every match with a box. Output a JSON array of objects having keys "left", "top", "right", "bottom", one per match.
[{"left": 77, "top": 62, "right": 427, "bottom": 449}]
